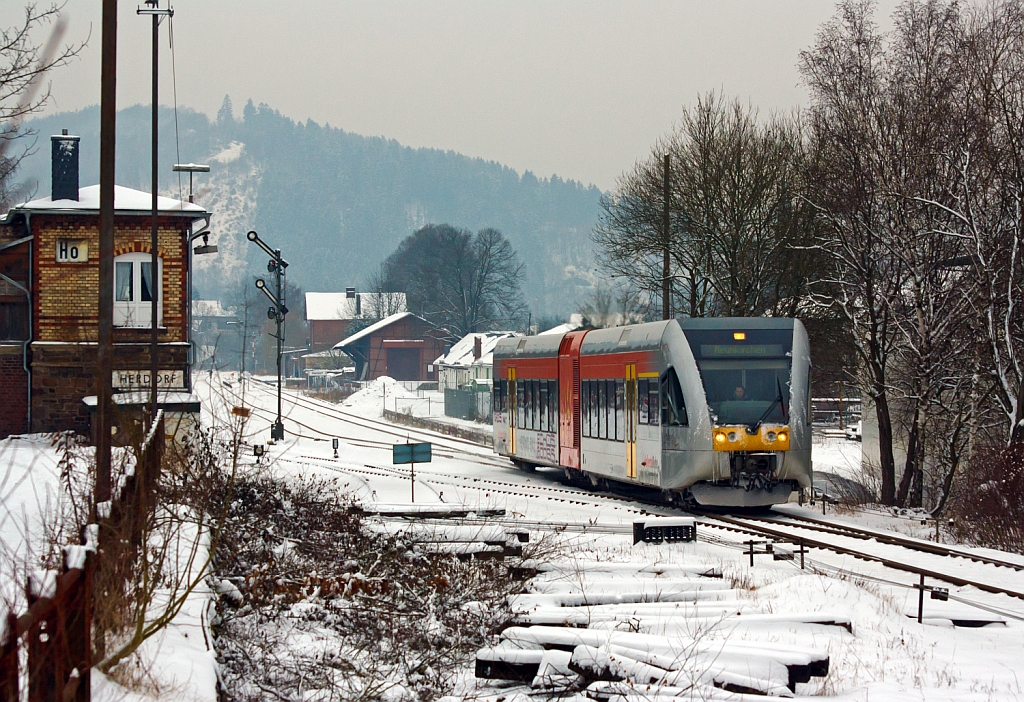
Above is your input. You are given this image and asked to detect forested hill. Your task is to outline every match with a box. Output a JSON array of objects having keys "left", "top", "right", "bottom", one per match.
[{"left": 17, "top": 100, "right": 602, "bottom": 314}]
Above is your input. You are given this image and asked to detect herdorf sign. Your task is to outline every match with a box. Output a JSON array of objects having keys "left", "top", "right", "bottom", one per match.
[
  {"left": 56, "top": 239, "right": 88, "bottom": 263},
  {"left": 113, "top": 370, "right": 185, "bottom": 389}
]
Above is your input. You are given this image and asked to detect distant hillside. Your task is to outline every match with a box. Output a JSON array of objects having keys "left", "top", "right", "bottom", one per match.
[{"left": 16, "top": 101, "right": 603, "bottom": 316}]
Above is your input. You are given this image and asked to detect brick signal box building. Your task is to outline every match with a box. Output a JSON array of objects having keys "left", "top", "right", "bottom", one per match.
[{"left": 0, "top": 132, "right": 210, "bottom": 438}]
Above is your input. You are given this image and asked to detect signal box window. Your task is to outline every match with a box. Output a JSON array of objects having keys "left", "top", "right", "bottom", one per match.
[{"left": 114, "top": 253, "right": 162, "bottom": 327}]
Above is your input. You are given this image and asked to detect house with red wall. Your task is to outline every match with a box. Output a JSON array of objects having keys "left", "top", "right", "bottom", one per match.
[
  {"left": 334, "top": 312, "right": 445, "bottom": 381},
  {"left": 0, "top": 131, "right": 209, "bottom": 439}
]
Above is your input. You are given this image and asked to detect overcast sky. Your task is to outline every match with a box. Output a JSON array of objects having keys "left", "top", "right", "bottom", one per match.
[{"left": 13, "top": 1, "right": 901, "bottom": 190}]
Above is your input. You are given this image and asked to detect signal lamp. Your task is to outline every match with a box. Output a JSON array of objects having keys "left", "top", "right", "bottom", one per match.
[
  {"left": 714, "top": 432, "right": 726, "bottom": 444},
  {"left": 778, "top": 432, "right": 789, "bottom": 443}
]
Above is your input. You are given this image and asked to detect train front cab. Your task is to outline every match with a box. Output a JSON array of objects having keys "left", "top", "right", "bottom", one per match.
[{"left": 669, "top": 317, "right": 813, "bottom": 507}]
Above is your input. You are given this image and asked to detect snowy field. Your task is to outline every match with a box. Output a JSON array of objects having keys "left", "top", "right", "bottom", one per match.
[{"left": 194, "top": 372, "right": 1024, "bottom": 701}]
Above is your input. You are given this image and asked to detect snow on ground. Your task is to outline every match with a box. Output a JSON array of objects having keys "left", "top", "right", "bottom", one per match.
[
  {"left": 812, "top": 433, "right": 863, "bottom": 483},
  {"left": 0, "top": 433, "right": 215, "bottom": 702},
  {"left": 197, "top": 371, "right": 1024, "bottom": 701},
  {"left": 0, "top": 433, "right": 77, "bottom": 605},
  {"left": 335, "top": 376, "right": 492, "bottom": 434}
]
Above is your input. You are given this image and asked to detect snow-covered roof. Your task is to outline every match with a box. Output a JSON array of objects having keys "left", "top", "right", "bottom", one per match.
[
  {"left": 305, "top": 292, "right": 407, "bottom": 321},
  {"left": 6, "top": 184, "right": 207, "bottom": 217},
  {"left": 434, "top": 331, "right": 519, "bottom": 368},
  {"left": 538, "top": 322, "right": 580, "bottom": 336},
  {"left": 334, "top": 312, "right": 420, "bottom": 349},
  {"left": 192, "top": 299, "right": 235, "bottom": 318}
]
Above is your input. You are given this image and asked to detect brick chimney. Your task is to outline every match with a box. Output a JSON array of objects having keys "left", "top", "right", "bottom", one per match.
[
  {"left": 473, "top": 335, "right": 482, "bottom": 361},
  {"left": 51, "top": 130, "right": 80, "bottom": 202}
]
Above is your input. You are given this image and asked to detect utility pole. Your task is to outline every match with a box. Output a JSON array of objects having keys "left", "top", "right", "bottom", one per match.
[
  {"left": 97, "top": 0, "right": 117, "bottom": 508},
  {"left": 662, "top": 154, "right": 671, "bottom": 321},
  {"left": 138, "top": 0, "right": 173, "bottom": 419},
  {"left": 248, "top": 231, "right": 288, "bottom": 441}
]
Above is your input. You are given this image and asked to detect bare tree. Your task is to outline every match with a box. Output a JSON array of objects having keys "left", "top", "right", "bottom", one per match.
[
  {"left": 0, "top": 3, "right": 86, "bottom": 208},
  {"left": 382, "top": 224, "right": 527, "bottom": 339},
  {"left": 593, "top": 92, "right": 818, "bottom": 320}
]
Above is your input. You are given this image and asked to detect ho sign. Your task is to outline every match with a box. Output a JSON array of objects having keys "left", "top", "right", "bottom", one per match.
[{"left": 56, "top": 239, "right": 88, "bottom": 263}]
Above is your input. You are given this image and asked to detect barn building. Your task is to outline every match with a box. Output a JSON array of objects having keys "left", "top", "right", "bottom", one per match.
[
  {"left": 0, "top": 131, "right": 209, "bottom": 439},
  {"left": 305, "top": 290, "right": 407, "bottom": 353},
  {"left": 333, "top": 312, "right": 444, "bottom": 381}
]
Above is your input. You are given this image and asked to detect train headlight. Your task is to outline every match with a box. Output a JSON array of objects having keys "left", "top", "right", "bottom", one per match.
[
  {"left": 778, "top": 432, "right": 789, "bottom": 443},
  {"left": 727, "top": 431, "right": 738, "bottom": 442},
  {"left": 766, "top": 431, "right": 777, "bottom": 442},
  {"left": 714, "top": 431, "right": 727, "bottom": 444}
]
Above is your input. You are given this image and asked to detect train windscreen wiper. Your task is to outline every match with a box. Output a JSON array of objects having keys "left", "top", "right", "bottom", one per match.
[{"left": 751, "top": 377, "right": 788, "bottom": 430}]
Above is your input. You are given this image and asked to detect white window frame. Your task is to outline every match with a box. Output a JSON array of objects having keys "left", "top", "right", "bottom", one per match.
[{"left": 113, "top": 252, "right": 163, "bottom": 328}]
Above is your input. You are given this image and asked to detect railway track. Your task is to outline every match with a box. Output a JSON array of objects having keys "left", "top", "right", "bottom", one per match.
[{"left": 228, "top": 378, "right": 1024, "bottom": 606}]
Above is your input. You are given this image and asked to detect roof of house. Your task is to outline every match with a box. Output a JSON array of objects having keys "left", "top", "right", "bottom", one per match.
[
  {"left": 192, "top": 299, "right": 235, "bottom": 318},
  {"left": 6, "top": 184, "right": 208, "bottom": 218},
  {"left": 538, "top": 322, "right": 580, "bottom": 336},
  {"left": 333, "top": 311, "right": 422, "bottom": 349},
  {"left": 434, "top": 331, "right": 519, "bottom": 368},
  {"left": 305, "top": 291, "right": 408, "bottom": 321}
]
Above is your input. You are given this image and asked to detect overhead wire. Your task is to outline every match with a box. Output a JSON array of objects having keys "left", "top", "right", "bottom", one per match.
[{"left": 168, "top": 11, "right": 183, "bottom": 207}]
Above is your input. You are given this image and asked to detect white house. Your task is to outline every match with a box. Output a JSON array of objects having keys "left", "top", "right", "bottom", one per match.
[{"left": 433, "top": 331, "right": 519, "bottom": 391}]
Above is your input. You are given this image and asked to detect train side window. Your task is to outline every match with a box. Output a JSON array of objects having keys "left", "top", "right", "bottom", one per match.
[
  {"left": 540, "top": 381, "right": 548, "bottom": 432},
  {"left": 660, "top": 368, "right": 688, "bottom": 427},
  {"left": 536, "top": 380, "right": 542, "bottom": 430},
  {"left": 638, "top": 378, "right": 649, "bottom": 424},
  {"left": 582, "top": 381, "right": 590, "bottom": 437},
  {"left": 588, "top": 381, "right": 597, "bottom": 438},
  {"left": 517, "top": 380, "right": 525, "bottom": 429},
  {"left": 615, "top": 380, "right": 625, "bottom": 441},
  {"left": 549, "top": 380, "right": 558, "bottom": 432},
  {"left": 493, "top": 380, "right": 502, "bottom": 414},
  {"left": 649, "top": 380, "right": 660, "bottom": 426},
  {"left": 597, "top": 380, "right": 607, "bottom": 439}
]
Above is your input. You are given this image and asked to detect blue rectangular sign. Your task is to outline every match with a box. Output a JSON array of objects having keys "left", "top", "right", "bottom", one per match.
[{"left": 393, "top": 442, "right": 431, "bottom": 464}]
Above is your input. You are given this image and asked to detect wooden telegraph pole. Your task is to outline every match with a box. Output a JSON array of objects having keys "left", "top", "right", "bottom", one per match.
[
  {"left": 96, "top": 0, "right": 117, "bottom": 506},
  {"left": 662, "top": 154, "right": 671, "bottom": 321}
]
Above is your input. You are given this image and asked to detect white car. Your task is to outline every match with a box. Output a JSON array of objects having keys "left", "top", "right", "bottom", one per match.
[{"left": 845, "top": 420, "right": 862, "bottom": 441}]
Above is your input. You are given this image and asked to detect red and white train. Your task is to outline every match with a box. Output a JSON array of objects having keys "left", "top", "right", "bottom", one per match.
[{"left": 491, "top": 318, "right": 812, "bottom": 507}]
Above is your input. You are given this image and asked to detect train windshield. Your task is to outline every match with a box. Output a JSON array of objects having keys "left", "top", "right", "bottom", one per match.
[{"left": 683, "top": 327, "right": 793, "bottom": 427}]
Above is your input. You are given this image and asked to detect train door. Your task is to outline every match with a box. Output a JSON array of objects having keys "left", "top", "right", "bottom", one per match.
[
  {"left": 507, "top": 367, "right": 516, "bottom": 455},
  {"left": 626, "top": 363, "right": 638, "bottom": 479}
]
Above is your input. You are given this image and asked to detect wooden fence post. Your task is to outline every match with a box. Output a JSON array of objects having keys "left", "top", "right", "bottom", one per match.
[
  {"left": 64, "top": 550, "right": 92, "bottom": 702},
  {"left": 0, "top": 613, "right": 17, "bottom": 702},
  {"left": 27, "top": 573, "right": 59, "bottom": 702}
]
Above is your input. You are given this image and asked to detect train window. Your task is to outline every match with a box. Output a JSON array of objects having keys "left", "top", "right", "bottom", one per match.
[
  {"left": 648, "top": 380, "right": 660, "bottom": 426},
  {"left": 516, "top": 380, "right": 524, "bottom": 429},
  {"left": 638, "top": 378, "right": 649, "bottom": 424},
  {"left": 536, "top": 380, "right": 542, "bottom": 429},
  {"left": 587, "top": 380, "right": 596, "bottom": 438},
  {"left": 540, "top": 381, "right": 548, "bottom": 432},
  {"left": 598, "top": 381, "right": 607, "bottom": 439},
  {"left": 615, "top": 380, "right": 625, "bottom": 441},
  {"left": 585, "top": 382, "right": 593, "bottom": 437},
  {"left": 661, "top": 368, "right": 688, "bottom": 426},
  {"left": 493, "top": 380, "right": 503, "bottom": 414},
  {"left": 549, "top": 380, "right": 558, "bottom": 432}
]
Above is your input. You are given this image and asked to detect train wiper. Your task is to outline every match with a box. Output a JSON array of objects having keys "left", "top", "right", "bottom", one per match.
[{"left": 751, "top": 377, "right": 788, "bottom": 430}]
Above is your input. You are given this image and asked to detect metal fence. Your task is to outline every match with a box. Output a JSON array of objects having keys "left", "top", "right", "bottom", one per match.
[{"left": 444, "top": 388, "right": 492, "bottom": 423}]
